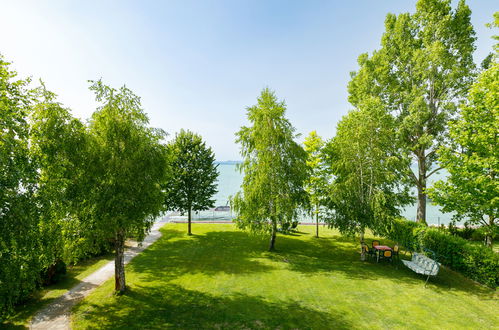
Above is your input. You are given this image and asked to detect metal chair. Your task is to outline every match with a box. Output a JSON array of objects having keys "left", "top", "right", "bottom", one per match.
[
  {"left": 393, "top": 244, "right": 400, "bottom": 261},
  {"left": 361, "top": 242, "right": 373, "bottom": 260},
  {"left": 382, "top": 250, "right": 393, "bottom": 263}
]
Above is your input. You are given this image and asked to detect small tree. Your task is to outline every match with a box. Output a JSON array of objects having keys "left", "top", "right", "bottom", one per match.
[
  {"left": 232, "top": 88, "right": 308, "bottom": 251},
  {"left": 85, "top": 80, "right": 169, "bottom": 293},
  {"left": 304, "top": 131, "right": 329, "bottom": 238},
  {"left": 428, "top": 61, "right": 498, "bottom": 247},
  {"left": 323, "top": 98, "right": 412, "bottom": 259},
  {"left": 164, "top": 129, "right": 218, "bottom": 235}
]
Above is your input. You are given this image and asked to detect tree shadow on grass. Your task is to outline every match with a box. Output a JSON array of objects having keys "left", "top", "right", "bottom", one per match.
[
  {"left": 73, "top": 284, "right": 352, "bottom": 329},
  {"left": 129, "top": 229, "right": 275, "bottom": 280},
  {"left": 265, "top": 234, "right": 425, "bottom": 286},
  {"left": 273, "top": 233, "right": 498, "bottom": 298},
  {"left": 131, "top": 226, "right": 496, "bottom": 299},
  {"left": 2, "top": 254, "right": 113, "bottom": 329}
]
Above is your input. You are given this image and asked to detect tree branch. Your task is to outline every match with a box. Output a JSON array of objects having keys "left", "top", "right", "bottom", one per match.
[
  {"left": 426, "top": 148, "right": 438, "bottom": 159},
  {"left": 407, "top": 166, "right": 420, "bottom": 187},
  {"left": 426, "top": 167, "right": 443, "bottom": 179}
]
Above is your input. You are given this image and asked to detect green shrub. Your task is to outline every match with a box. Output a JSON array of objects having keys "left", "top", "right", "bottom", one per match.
[
  {"left": 42, "top": 260, "right": 67, "bottom": 285},
  {"left": 420, "top": 228, "right": 499, "bottom": 288},
  {"left": 450, "top": 224, "right": 475, "bottom": 240},
  {"left": 471, "top": 226, "right": 498, "bottom": 243},
  {"left": 383, "top": 217, "right": 423, "bottom": 251}
]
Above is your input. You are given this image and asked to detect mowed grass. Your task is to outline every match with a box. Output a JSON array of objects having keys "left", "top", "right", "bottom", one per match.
[
  {"left": 3, "top": 253, "right": 114, "bottom": 329},
  {"left": 72, "top": 224, "right": 498, "bottom": 329}
]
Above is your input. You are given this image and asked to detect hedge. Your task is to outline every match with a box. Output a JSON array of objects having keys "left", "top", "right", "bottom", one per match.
[
  {"left": 385, "top": 219, "right": 498, "bottom": 288},
  {"left": 447, "top": 223, "right": 499, "bottom": 243},
  {"left": 420, "top": 228, "right": 499, "bottom": 288},
  {"left": 383, "top": 217, "right": 424, "bottom": 251}
]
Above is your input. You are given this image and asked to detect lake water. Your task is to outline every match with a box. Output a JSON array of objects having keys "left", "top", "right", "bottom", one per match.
[{"left": 188, "top": 163, "right": 459, "bottom": 225}]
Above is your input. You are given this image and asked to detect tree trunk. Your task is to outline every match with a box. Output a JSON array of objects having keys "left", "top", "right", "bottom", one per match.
[
  {"left": 416, "top": 154, "right": 427, "bottom": 224},
  {"left": 360, "top": 231, "right": 365, "bottom": 261},
  {"left": 114, "top": 228, "right": 126, "bottom": 293},
  {"left": 188, "top": 208, "right": 192, "bottom": 235},
  {"left": 485, "top": 215, "right": 494, "bottom": 248},
  {"left": 315, "top": 205, "right": 319, "bottom": 238},
  {"left": 269, "top": 221, "right": 277, "bottom": 251}
]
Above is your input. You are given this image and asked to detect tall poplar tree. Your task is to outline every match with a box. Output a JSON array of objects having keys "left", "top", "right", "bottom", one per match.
[
  {"left": 164, "top": 129, "right": 219, "bottom": 235},
  {"left": 232, "top": 88, "right": 308, "bottom": 251},
  {"left": 348, "top": 0, "right": 476, "bottom": 224},
  {"left": 85, "top": 80, "right": 169, "bottom": 293}
]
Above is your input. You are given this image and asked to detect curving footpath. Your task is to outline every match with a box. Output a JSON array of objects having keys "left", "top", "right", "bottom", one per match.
[{"left": 30, "top": 217, "right": 168, "bottom": 330}]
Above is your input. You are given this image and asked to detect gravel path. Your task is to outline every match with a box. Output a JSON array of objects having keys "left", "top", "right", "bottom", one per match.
[{"left": 30, "top": 218, "right": 168, "bottom": 330}]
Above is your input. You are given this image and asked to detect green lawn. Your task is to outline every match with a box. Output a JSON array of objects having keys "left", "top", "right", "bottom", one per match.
[
  {"left": 3, "top": 253, "right": 114, "bottom": 329},
  {"left": 72, "top": 224, "right": 498, "bottom": 329}
]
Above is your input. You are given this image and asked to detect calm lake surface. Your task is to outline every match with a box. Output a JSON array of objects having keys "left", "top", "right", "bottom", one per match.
[{"left": 197, "top": 163, "right": 459, "bottom": 226}]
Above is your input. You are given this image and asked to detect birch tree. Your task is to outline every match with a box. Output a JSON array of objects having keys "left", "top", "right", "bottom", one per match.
[
  {"left": 232, "top": 88, "right": 308, "bottom": 251},
  {"left": 324, "top": 98, "right": 412, "bottom": 258},
  {"left": 304, "top": 131, "right": 329, "bottom": 238},
  {"left": 85, "top": 80, "right": 169, "bottom": 293}
]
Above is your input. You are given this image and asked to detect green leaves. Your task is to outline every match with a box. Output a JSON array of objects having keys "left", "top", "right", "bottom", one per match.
[
  {"left": 84, "top": 80, "right": 170, "bottom": 291},
  {"left": 0, "top": 54, "right": 40, "bottom": 318},
  {"left": 324, "top": 98, "right": 412, "bottom": 236},
  {"left": 348, "top": 0, "right": 477, "bottom": 223},
  {"left": 164, "top": 129, "right": 219, "bottom": 216},
  {"left": 428, "top": 61, "right": 498, "bottom": 246},
  {"left": 303, "top": 131, "right": 329, "bottom": 220},
  {"left": 85, "top": 79, "right": 169, "bottom": 241},
  {"left": 232, "top": 88, "right": 308, "bottom": 248}
]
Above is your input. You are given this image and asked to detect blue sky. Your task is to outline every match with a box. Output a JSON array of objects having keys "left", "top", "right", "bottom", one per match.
[{"left": 1, "top": 0, "right": 497, "bottom": 160}]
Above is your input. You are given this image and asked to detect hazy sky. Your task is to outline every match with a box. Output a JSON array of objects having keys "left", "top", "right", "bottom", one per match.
[{"left": 1, "top": 0, "right": 496, "bottom": 160}]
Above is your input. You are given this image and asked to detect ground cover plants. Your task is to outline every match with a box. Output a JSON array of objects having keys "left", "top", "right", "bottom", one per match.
[{"left": 3, "top": 253, "right": 113, "bottom": 328}]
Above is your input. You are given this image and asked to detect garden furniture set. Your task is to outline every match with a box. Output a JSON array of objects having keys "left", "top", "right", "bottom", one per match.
[{"left": 361, "top": 240, "right": 441, "bottom": 286}]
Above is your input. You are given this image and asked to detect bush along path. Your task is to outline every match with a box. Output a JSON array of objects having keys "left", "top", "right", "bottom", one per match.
[{"left": 29, "top": 217, "right": 168, "bottom": 330}]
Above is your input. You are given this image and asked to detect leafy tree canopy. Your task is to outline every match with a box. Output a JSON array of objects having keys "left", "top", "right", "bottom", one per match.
[
  {"left": 0, "top": 54, "right": 39, "bottom": 317},
  {"left": 232, "top": 88, "right": 308, "bottom": 250},
  {"left": 164, "top": 129, "right": 218, "bottom": 235},
  {"left": 85, "top": 80, "right": 169, "bottom": 292},
  {"left": 303, "top": 131, "right": 329, "bottom": 237},
  {"left": 428, "top": 60, "right": 498, "bottom": 246},
  {"left": 324, "top": 98, "right": 412, "bottom": 238},
  {"left": 348, "top": 0, "right": 476, "bottom": 223}
]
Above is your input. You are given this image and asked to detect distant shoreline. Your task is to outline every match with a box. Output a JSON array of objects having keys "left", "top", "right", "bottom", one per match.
[{"left": 215, "top": 161, "right": 242, "bottom": 165}]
